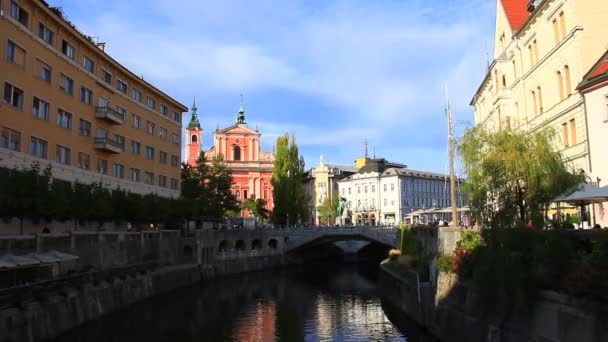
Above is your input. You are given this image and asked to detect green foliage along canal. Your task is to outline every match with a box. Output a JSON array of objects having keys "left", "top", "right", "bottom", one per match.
[{"left": 53, "top": 263, "right": 438, "bottom": 342}]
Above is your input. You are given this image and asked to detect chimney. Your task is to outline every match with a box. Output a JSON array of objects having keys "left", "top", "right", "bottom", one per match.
[{"left": 96, "top": 42, "right": 106, "bottom": 51}]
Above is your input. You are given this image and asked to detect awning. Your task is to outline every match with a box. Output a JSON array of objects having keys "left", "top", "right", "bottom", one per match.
[
  {"left": 554, "top": 184, "right": 608, "bottom": 204},
  {"left": 430, "top": 206, "right": 471, "bottom": 214},
  {"left": 24, "top": 251, "right": 79, "bottom": 263},
  {"left": 0, "top": 254, "right": 41, "bottom": 269},
  {"left": 0, "top": 251, "right": 78, "bottom": 269}
]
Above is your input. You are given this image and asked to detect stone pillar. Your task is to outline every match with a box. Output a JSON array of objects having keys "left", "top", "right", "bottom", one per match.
[
  {"left": 256, "top": 178, "right": 262, "bottom": 199},
  {"left": 36, "top": 234, "right": 42, "bottom": 253},
  {"left": 248, "top": 138, "right": 253, "bottom": 161}
]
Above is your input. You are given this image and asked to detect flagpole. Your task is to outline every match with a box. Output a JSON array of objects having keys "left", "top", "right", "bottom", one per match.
[{"left": 446, "top": 84, "right": 458, "bottom": 228}]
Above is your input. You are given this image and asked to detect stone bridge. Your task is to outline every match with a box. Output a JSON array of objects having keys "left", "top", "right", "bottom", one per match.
[
  {"left": 281, "top": 227, "right": 398, "bottom": 252},
  {"left": 192, "top": 226, "right": 398, "bottom": 264}
]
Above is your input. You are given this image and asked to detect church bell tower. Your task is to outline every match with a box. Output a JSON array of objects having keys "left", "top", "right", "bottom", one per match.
[{"left": 185, "top": 98, "right": 202, "bottom": 166}]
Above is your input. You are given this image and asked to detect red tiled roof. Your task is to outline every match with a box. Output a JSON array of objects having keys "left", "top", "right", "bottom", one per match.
[
  {"left": 590, "top": 60, "right": 608, "bottom": 79},
  {"left": 501, "top": 0, "right": 530, "bottom": 31},
  {"left": 577, "top": 50, "right": 608, "bottom": 91}
]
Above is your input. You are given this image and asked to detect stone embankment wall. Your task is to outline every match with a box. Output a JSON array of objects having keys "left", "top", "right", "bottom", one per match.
[
  {"left": 0, "top": 254, "right": 285, "bottom": 342},
  {"left": 0, "top": 231, "right": 181, "bottom": 268},
  {"left": 380, "top": 263, "right": 608, "bottom": 342}
]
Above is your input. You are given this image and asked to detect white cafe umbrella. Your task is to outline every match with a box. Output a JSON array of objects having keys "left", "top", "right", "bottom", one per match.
[{"left": 554, "top": 184, "right": 608, "bottom": 204}]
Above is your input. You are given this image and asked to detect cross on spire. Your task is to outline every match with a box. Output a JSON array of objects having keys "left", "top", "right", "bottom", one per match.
[
  {"left": 187, "top": 96, "right": 201, "bottom": 129},
  {"left": 236, "top": 94, "right": 247, "bottom": 126}
]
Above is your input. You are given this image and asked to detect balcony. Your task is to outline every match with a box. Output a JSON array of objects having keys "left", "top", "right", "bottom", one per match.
[
  {"left": 94, "top": 137, "right": 124, "bottom": 154},
  {"left": 95, "top": 107, "right": 124, "bottom": 125}
]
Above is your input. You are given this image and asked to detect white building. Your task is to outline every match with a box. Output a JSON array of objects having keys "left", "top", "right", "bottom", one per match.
[
  {"left": 303, "top": 156, "right": 357, "bottom": 225},
  {"left": 578, "top": 50, "right": 608, "bottom": 226},
  {"left": 471, "top": 0, "right": 608, "bottom": 173},
  {"left": 338, "top": 159, "right": 466, "bottom": 225}
]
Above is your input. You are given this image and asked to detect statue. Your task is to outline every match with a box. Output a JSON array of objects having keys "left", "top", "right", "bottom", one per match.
[{"left": 336, "top": 197, "right": 349, "bottom": 225}]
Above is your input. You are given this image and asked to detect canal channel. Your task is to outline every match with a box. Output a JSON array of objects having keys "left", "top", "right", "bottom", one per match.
[{"left": 52, "top": 262, "right": 438, "bottom": 342}]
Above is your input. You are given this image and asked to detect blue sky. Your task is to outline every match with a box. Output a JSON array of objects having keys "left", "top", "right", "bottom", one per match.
[{"left": 51, "top": 0, "right": 496, "bottom": 174}]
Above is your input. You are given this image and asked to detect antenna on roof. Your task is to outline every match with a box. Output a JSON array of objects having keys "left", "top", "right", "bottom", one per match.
[
  {"left": 485, "top": 44, "right": 490, "bottom": 71},
  {"left": 363, "top": 138, "right": 368, "bottom": 158}
]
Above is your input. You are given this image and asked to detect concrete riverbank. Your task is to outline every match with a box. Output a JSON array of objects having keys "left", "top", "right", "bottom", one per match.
[
  {"left": 0, "top": 255, "right": 285, "bottom": 342},
  {"left": 379, "top": 266, "right": 608, "bottom": 342}
]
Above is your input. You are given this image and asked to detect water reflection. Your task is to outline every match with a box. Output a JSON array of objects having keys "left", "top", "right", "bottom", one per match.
[{"left": 54, "top": 263, "right": 438, "bottom": 342}]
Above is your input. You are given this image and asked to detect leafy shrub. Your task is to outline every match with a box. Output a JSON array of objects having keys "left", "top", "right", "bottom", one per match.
[
  {"left": 399, "top": 225, "right": 420, "bottom": 256},
  {"left": 457, "top": 230, "right": 482, "bottom": 250},
  {"left": 436, "top": 254, "right": 455, "bottom": 273}
]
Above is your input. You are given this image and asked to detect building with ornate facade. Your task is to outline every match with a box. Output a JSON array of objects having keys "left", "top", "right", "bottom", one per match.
[
  {"left": 303, "top": 156, "right": 357, "bottom": 225},
  {"left": 578, "top": 51, "right": 608, "bottom": 226},
  {"left": 0, "top": 0, "right": 186, "bottom": 198},
  {"left": 185, "top": 102, "right": 275, "bottom": 213},
  {"left": 337, "top": 158, "right": 466, "bottom": 225},
  {"left": 470, "top": 0, "right": 608, "bottom": 173}
]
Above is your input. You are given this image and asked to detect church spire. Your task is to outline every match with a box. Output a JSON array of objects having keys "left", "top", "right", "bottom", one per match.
[
  {"left": 187, "top": 97, "right": 201, "bottom": 129},
  {"left": 236, "top": 94, "right": 247, "bottom": 126}
]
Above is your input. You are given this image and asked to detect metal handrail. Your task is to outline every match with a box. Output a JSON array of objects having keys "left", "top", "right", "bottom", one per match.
[
  {"left": 94, "top": 137, "right": 124, "bottom": 149},
  {"left": 95, "top": 106, "right": 125, "bottom": 121}
]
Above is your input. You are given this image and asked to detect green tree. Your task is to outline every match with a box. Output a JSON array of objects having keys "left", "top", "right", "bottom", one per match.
[
  {"left": 89, "top": 182, "right": 112, "bottom": 229},
  {"left": 458, "top": 126, "right": 581, "bottom": 228},
  {"left": 242, "top": 196, "right": 256, "bottom": 216},
  {"left": 271, "top": 133, "right": 308, "bottom": 226},
  {"left": 207, "top": 154, "right": 239, "bottom": 219},
  {"left": 253, "top": 198, "right": 270, "bottom": 221},
  {"left": 242, "top": 197, "right": 270, "bottom": 221},
  {"left": 318, "top": 194, "right": 339, "bottom": 225},
  {"left": 180, "top": 152, "right": 238, "bottom": 222},
  {"left": 5, "top": 163, "right": 52, "bottom": 233}
]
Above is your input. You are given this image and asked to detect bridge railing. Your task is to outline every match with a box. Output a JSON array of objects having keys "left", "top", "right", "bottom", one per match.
[{"left": 283, "top": 226, "right": 398, "bottom": 251}]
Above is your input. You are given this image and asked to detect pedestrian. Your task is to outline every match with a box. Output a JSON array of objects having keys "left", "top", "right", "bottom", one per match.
[{"left": 527, "top": 220, "right": 533, "bottom": 229}]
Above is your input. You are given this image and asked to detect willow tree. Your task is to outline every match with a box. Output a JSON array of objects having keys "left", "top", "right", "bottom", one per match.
[
  {"left": 271, "top": 133, "right": 308, "bottom": 226},
  {"left": 458, "top": 126, "right": 580, "bottom": 228}
]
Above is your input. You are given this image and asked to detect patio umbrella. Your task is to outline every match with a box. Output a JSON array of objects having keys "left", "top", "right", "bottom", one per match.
[{"left": 554, "top": 184, "right": 608, "bottom": 204}]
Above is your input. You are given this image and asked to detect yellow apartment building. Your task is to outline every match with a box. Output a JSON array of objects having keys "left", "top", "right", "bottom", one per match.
[
  {"left": 0, "top": 0, "right": 187, "bottom": 197},
  {"left": 471, "top": 0, "right": 608, "bottom": 173}
]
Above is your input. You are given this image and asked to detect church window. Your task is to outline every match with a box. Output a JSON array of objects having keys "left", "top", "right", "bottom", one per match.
[
  {"left": 191, "top": 134, "right": 197, "bottom": 143},
  {"left": 233, "top": 146, "right": 241, "bottom": 160}
]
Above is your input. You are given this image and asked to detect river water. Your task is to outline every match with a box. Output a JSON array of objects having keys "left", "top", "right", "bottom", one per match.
[{"left": 54, "top": 263, "right": 438, "bottom": 342}]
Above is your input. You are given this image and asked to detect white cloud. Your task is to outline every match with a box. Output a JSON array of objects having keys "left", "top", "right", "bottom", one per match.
[{"left": 59, "top": 0, "right": 495, "bottom": 171}]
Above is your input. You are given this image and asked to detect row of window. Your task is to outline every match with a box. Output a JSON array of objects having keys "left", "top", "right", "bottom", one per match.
[
  {"left": 342, "top": 181, "right": 454, "bottom": 195},
  {"left": 0, "top": 125, "right": 179, "bottom": 190},
  {"left": 6, "top": 1, "right": 181, "bottom": 123},
  {"left": 234, "top": 189, "right": 270, "bottom": 201},
  {"left": 349, "top": 198, "right": 462, "bottom": 210},
  {"left": 561, "top": 118, "right": 577, "bottom": 148},
  {"left": 3, "top": 81, "right": 180, "bottom": 148}
]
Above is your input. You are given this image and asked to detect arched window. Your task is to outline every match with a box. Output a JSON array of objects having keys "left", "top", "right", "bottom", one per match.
[
  {"left": 191, "top": 134, "right": 197, "bottom": 143},
  {"left": 233, "top": 146, "right": 241, "bottom": 160},
  {"left": 557, "top": 71, "right": 565, "bottom": 100},
  {"left": 537, "top": 86, "right": 544, "bottom": 113},
  {"left": 532, "top": 91, "right": 538, "bottom": 116},
  {"left": 564, "top": 65, "right": 572, "bottom": 96},
  {"left": 235, "top": 190, "right": 240, "bottom": 200}
]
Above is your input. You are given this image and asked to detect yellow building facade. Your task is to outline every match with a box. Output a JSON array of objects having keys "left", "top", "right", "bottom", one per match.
[
  {"left": 471, "top": 0, "right": 608, "bottom": 172},
  {"left": 0, "top": 0, "right": 187, "bottom": 197}
]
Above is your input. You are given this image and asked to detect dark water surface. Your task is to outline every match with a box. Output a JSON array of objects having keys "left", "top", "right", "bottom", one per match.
[{"left": 53, "top": 263, "right": 438, "bottom": 342}]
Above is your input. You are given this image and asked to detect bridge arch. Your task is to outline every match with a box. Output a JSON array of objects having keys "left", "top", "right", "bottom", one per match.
[
  {"left": 235, "top": 240, "right": 246, "bottom": 251},
  {"left": 251, "top": 239, "right": 262, "bottom": 251},
  {"left": 218, "top": 240, "right": 230, "bottom": 253},
  {"left": 267, "top": 238, "right": 278, "bottom": 250}
]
